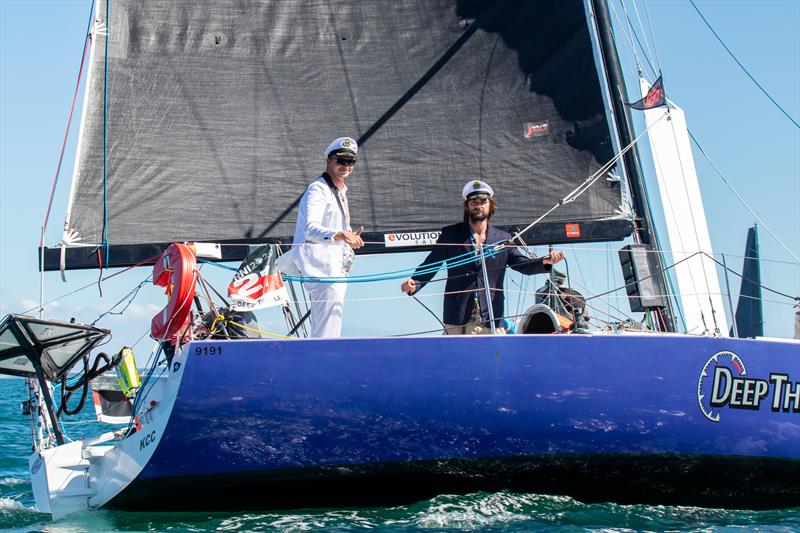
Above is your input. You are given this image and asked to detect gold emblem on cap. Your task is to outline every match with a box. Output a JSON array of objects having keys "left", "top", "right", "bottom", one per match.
[
  {"left": 472, "top": 181, "right": 481, "bottom": 189},
  {"left": 342, "top": 139, "right": 351, "bottom": 147}
]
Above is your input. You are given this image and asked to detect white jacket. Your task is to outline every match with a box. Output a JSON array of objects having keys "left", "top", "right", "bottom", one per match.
[{"left": 277, "top": 177, "right": 353, "bottom": 279}]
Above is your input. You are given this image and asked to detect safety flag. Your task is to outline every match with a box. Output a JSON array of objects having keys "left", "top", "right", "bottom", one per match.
[
  {"left": 627, "top": 75, "right": 666, "bottom": 110},
  {"left": 228, "top": 244, "right": 288, "bottom": 311}
]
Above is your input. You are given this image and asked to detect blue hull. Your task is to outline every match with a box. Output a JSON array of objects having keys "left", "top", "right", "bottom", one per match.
[{"left": 111, "top": 334, "right": 800, "bottom": 510}]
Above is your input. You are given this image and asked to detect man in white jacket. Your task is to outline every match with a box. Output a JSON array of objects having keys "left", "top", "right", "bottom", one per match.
[{"left": 278, "top": 136, "right": 364, "bottom": 337}]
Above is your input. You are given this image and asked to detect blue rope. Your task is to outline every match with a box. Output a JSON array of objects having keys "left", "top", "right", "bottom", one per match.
[
  {"left": 84, "top": 0, "right": 97, "bottom": 52},
  {"left": 689, "top": 0, "right": 799, "bottom": 129},
  {"left": 102, "top": 0, "right": 110, "bottom": 263},
  {"left": 198, "top": 242, "right": 505, "bottom": 284},
  {"left": 288, "top": 246, "right": 500, "bottom": 283}
]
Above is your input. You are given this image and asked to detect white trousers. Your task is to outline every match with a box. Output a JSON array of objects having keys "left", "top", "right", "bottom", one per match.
[{"left": 305, "top": 282, "right": 348, "bottom": 338}]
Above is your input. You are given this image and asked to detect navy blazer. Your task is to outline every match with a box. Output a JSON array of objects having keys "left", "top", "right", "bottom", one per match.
[{"left": 410, "top": 222, "right": 550, "bottom": 326}]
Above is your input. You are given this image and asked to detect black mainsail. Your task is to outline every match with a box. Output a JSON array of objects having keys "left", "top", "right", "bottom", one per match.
[{"left": 46, "top": 0, "right": 636, "bottom": 270}]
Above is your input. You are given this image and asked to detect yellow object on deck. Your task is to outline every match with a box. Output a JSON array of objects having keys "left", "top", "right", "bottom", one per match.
[{"left": 116, "top": 347, "right": 140, "bottom": 398}]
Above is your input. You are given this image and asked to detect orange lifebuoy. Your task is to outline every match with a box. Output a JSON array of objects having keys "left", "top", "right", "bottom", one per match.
[{"left": 151, "top": 243, "right": 198, "bottom": 343}]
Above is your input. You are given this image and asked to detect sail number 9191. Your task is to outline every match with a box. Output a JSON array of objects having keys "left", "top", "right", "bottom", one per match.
[{"left": 195, "top": 346, "right": 223, "bottom": 356}]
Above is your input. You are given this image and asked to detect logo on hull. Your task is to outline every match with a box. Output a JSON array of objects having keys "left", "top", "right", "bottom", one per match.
[{"left": 697, "top": 350, "right": 799, "bottom": 422}]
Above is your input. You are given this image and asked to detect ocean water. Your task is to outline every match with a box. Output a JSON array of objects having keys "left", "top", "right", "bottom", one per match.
[{"left": 1, "top": 379, "right": 797, "bottom": 532}]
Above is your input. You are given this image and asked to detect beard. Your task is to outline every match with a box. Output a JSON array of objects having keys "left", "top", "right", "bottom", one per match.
[{"left": 468, "top": 210, "right": 489, "bottom": 223}]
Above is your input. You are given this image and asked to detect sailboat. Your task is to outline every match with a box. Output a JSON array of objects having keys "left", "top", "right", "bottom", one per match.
[{"left": 1, "top": 0, "right": 798, "bottom": 519}]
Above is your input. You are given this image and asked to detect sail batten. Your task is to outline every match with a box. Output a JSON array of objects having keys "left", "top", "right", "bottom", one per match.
[{"left": 60, "top": 0, "right": 628, "bottom": 264}]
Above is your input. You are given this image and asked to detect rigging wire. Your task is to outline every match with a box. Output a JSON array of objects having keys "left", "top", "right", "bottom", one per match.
[
  {"left": 687, "top": 130, "right": 800, "bottom": 264},
  {"left": 101, "top": 0, "right": 111, "bottom": 263},
  {"left": 608, "top": 1, "right": 643, "bottom": 75},
  {"left": 702, "top": 252, "right": 796, "bottom": 301},
  {"left": 38, "top": 0, "right": 97, "bottom": 319},
  {"left": 54, "top": 247, "right": 797, "bottom": 310},
  {"left": 689, "top": 0, "right": 800, "bottom": 130},
  {"left": 510, "top": 111, "right": 668, "bottom": 243},
  {"left": 552, "top": 254, "right": 634, "bottom": 323},
  {"left": 641, "top": 0, "right": 662, "bottom": 73},
  {"left": 613, "top": 2, "right": 798, "bottom": 267},
  {"left": 213, "top": 241, "right": 800, "bottom": 264},
  {"left": 29, "top": 242, "right": 795, "bottom": 328},
  {"left": 618, "top": 0, "right": 653, "bottom": 77},
  {"left": 21, "top": 252, "right": 162, "bottom": 316},
  {"left": 605, "top": 242, "right": 612, "bottom": 322},
  {"left": 412, "top": 295, "right": 446, "bottom": 329},
  {"left": 91, "top": 277, "right": 151, "bottom": 326},
  {"left": 645, "top": 104, "right": 711, "bottom": 327},
  {"left": 666, "top": 108, "right": 720, "bottom": 318},
  {"left": 608, "top": 3, "right": 710, "bottom": 332},
  {"left": 199, "top": 244, "right": 504, "bottom": 284},
  {"left": 631, "top": 99, "right": 688, "bottom": 332},
  {"left": 631, "top": 0, "right": 659, "bottom": 75},
  {"left": 40, "top": 0, "right": 96, "bottom": 246},
  {"left": 622, "top": 89, "right": 684, "bottom": 331},
  {"left": 586, "top": 251, "right": 702, "bottom": 303}
]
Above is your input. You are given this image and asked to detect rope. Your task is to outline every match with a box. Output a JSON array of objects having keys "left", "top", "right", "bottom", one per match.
[
  {"left": 509, "top": 110, "right": 667, "bottom": 242},
  {"left": 90, "top": 277, "right": 150, "bottom": 326},
  {"left": 688, "top": 130, "right": 800, "bottom": 263},
  {"left": 608, "top": 1, "right": 643, "bottom": 76},
  {"left": 640, "top": 0, "right": 662, "bottom": 75},
  {"left": 585, "top": 251, "right": 702, "bottom": 303},
  {"left": 611, "top": 2, "right": 798, "bottom": 266},
  {"left": 639, "top": 103, "right": 688, "bottom": 331},
  {"left": 198, "top": 246, "right": 797, "bottom": 312},
  {"left": 225, "top": 320, "right": 290, "bottom": 340},
  {"left": 701, "top": 252, "right": 796, "bottom": 301},
  {"left": 689, "top": 0, "right": 799, "bottom": 129},
  {"left": 620, "top": 0, "right": 654, "bottom": 77},
  {"left": 412, "top": 295, "right": 445, "bottom": 329},
  {"left": 21, "top": 252, "right": 162, "bottom": 316},
  {"left": 199, "top": 243, "right": 503, "bottom": 284},
  {"left": 211, "top": 241, "right": 800, "bottom": 263},
  {"left": 656, "top": 107, "right": 712, "bottom": 324},
  {"left": 101, "top": 0, "right": 111, "bottom": 263},
  {"left": 41, "top": 0, "right": 96, "bottom": 246}
]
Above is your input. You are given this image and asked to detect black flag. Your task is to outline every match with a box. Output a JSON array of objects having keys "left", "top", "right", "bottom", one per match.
[{"left": 627, "top": 75, "right": 666, "bottom": 110}]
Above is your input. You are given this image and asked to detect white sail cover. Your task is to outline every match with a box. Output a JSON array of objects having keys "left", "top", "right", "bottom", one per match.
[{"left": 640, "top": 78, "right": 729, "bottom": 335}]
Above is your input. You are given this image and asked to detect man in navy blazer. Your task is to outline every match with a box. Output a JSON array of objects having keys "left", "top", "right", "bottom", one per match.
[{"left": 401, "top": 180, "right": 564, "bottom": 334}]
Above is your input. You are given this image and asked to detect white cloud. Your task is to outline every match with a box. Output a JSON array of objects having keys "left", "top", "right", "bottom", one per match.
[
  {"left": 124, "top": 303, "right": 162, "bottom": 318},
  {"left": 16, "top": 298, "right": 61, "bottom": 314}
]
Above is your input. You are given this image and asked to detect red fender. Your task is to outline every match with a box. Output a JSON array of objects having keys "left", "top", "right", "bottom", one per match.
[{"left": 151, "top": 243, "right": 197, "bottom": 343}]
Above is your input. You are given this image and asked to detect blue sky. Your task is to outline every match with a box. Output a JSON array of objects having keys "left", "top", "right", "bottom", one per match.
[{"left": 1, "top": 0, "right": 798, "bottom": 347}]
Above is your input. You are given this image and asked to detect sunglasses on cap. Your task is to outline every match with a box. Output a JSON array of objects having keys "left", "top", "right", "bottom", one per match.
[{"left": 335, "top": 157, "right": 356, "bottom": 166}]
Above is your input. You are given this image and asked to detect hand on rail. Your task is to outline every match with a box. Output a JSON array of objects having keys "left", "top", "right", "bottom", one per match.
[
  {"left": 401, "top": 278, "right": 417, "bottom": 294},
  {"left": 543, "top": 250, "right": 565, "bottom": 265},
  {"left": 334, "top": 226, "right": 364, "bottom": 249}
]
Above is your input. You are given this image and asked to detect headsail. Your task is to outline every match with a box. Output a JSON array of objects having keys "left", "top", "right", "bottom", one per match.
[
  {"left": 48, "top": 0, "right": 633, "bottom": 269},
  {"left": 639, "top": 78, "right": 729, "bottom": 335}
]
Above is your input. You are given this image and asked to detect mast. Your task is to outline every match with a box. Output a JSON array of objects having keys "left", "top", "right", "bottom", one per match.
[{"left": 590, "top": 0, "right": 676, "bottom": 331}]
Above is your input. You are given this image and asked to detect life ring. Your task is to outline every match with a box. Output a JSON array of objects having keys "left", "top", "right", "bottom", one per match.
[{"left": 151, "top": 243, "right": 198, "bottom": 343}]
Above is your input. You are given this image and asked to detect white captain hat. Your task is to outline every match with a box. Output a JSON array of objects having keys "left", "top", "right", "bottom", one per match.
[
  {"left": 325, "top": 136, "right": 358, "bottom": 158},
  {"left": 462, "top": 179, "right": 494, "bottom": 200}
]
